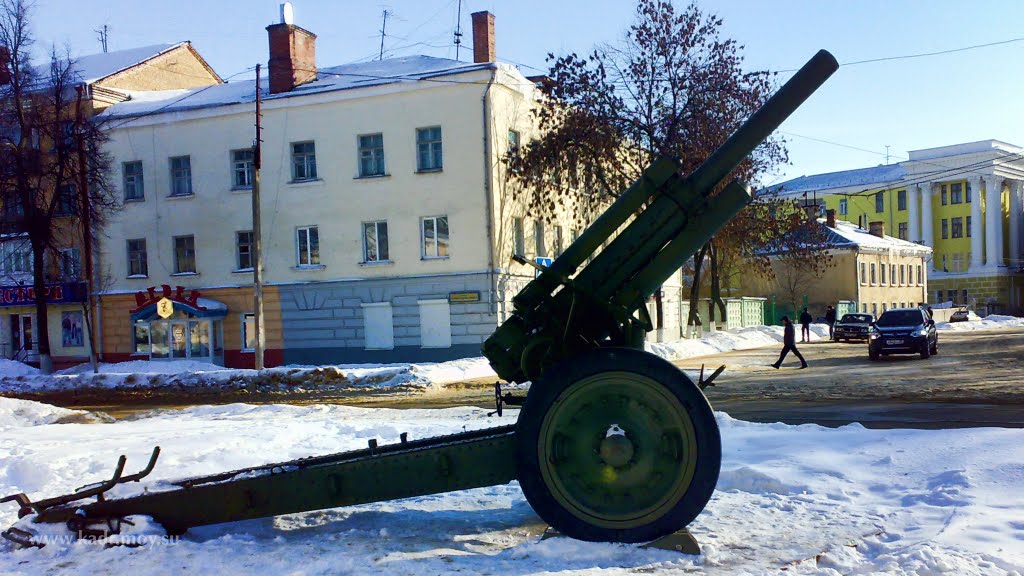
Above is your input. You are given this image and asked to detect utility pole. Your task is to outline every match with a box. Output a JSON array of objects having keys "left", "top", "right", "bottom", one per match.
[
  {"left": 379, "top": 10, "right": 388, "bottom": 60},
  {"left": 74, "top": 85, "right": 98, "bottom": 373},
  {"left": 252, "top": 64, "right": 266, "bottom": 370},
  {"left": 95, "top": 25, "right": 109, "bottom": 53},
  {"left": 454, "top": 0, "right": 463, "bottom": 61}
]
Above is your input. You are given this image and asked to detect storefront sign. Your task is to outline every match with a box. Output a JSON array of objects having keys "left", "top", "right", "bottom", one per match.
[
  {"left": 156, "top": 297, "right": 174, "bottom": 318},
  {"left": 448, "top": 291, "right": 481, "bottom": 303},
  {"left": 0, "top": 282, "right": 86, "bottom": 308},
  {"left": 131, "top": 285, "right": 206, "bottom": 314}
]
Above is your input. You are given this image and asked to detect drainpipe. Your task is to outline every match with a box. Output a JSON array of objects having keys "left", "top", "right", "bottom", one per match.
[
  {"left": 95, "top": 246, "right": 103, "bottom": 362},
  {"left": 481, "top": 69, "right": 497, "bottom": 315}
]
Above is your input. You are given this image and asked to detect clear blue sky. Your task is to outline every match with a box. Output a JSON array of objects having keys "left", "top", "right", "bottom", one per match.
[{"left": 32, "top": 0, "right": 1024, "bottom": 186}]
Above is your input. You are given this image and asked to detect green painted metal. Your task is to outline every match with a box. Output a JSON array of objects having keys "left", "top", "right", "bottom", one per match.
[
  {"left": 536, "top": 371, "right": 699, "bottom": 529},
  {"left": 484, "top": 49, "right": 840, "bottom": 384},
  {"left": 3, "top": 50, "right": 838, "bottom": 547},
  {"left": 23, "top": 426, "right": 517, "bottom": 535}
]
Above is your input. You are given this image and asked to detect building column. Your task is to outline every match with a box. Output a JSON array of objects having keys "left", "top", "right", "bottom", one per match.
[
  {"left": 920, "top": 182, "right": 934, "bottom": 249},
  {"left": 985, "top": 175, "right": 1003, "bottom": 268},
  {"left": 969, "top": 175, "right": 984, "bottom": 269},
  {"left": 1010, "top": 179, "right": 1022, "bottom": 270},
  {"left": 907, "top": 184, "right": 920, "bottom": 242}
]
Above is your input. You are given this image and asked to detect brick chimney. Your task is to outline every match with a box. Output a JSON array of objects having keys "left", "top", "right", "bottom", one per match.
[
  {"left": 266, "top": 3, "right": 317, "bottom": 94},
  {"left": 471, "top": 11, "right": 495, "bottom": 63},
  {"left": 869, "top": 221, "right": 885, "bottom": 238},
  {"left": 825, "top": 209, "right": 836, "bottom": 228}
]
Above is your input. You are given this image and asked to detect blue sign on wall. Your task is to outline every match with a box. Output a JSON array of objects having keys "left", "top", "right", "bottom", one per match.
[
  {"left": 534, "top": 257, "right": 553, "bottom": 278},
  {"left": 0, "top": 282, "right": 87, "bottom": 307}
]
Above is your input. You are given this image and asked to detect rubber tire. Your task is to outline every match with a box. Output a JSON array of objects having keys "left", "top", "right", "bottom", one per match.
[
  {"left": 515, "top": 347, "right": 721, "bottom": 543},
  {"left": 869, "top": 349, "right": 879, "bottom": 361},
  {"left": 930, "top": 341, "right": 938, "bottom": 355},
  {"left": 920, "top": 344, "right": 930, "bottom": 359}
]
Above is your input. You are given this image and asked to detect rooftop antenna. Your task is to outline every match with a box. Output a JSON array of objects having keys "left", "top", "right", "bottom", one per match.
[
  {"left": 453, "top": 0, "right": 463, "bottom": 61},
  {"left": 94, "top": 24, "right": 109, "bottom": 53},
  {"left": 281, "top": 2, "right": 294, "bottom": 25},
  {"left": 379, "top": 9, "right": 389, "bottom": 60},
  {"left": 884, "top": 144, "right": 891, "bottom": 165}
]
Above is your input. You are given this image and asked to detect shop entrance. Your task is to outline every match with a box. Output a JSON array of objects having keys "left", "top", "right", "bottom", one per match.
[
  {"left": 9, "top": 314, "right": 34, "bottom": 361},
  {"left": 130, "top": 295, "right": 226, "bottom": 365}
]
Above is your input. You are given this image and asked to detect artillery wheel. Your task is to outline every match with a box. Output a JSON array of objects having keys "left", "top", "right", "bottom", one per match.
[{"left": 515, "top": 347, "right": 720, "bottom": 543}]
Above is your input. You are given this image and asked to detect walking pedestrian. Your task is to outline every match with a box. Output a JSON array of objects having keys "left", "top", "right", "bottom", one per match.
[
  {"left": 772, "top": 316, "right": 807, "bottom": 369},
  {"left": 825, "top": 305, "right": 837, "bottom": 341},
  {"left": 799, "top": 307, "right": 813, "bottom": 342}
]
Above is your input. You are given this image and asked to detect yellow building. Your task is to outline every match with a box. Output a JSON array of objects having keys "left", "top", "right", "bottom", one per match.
[
  {"left": 771, "top": 140, "right": 1024, "bottom": 315},
  {"left": 742, "top": 212, "right": 931, "bottom": 318}
]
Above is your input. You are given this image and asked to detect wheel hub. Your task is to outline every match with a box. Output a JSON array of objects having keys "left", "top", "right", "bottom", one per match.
[
  {"left": 599, "top": 425, "right": 634, "bottom": 468},
  {"left": 537, "top": 371, "right": 699, "bottom": 528}
]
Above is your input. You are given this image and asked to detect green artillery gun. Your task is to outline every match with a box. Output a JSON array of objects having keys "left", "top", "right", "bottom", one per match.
[{"left": 2, "top": 50, "right": 837, "bottom": 549}]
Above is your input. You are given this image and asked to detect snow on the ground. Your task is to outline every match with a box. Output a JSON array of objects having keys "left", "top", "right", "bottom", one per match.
[
  {"left": 0, "top": 397, "right": 86, "bottom": 428},
  {"left": 0, "top": 399, "right": 1022, "bottom": 575},
  {"left": 2, "top": 316, "right": 1022, "bottom": 394},
  {"left": 0, "top": 360, "right": 39, "bottom": 377},
  {"left": 645, "top": 323, "right": 831, "bottom": 363},
  {"left": 937, "top": 314, "right": 1024, "bottom": 332}
]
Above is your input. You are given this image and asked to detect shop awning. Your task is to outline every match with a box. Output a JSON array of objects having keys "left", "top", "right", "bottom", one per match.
[{"left": 131, "top": 297, "right": 228, "bottom": 322}]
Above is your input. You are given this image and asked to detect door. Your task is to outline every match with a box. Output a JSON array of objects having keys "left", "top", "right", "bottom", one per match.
[
  {"left": 169, "top": 321, "right": 188, "bottom": 359},
  {"left": 9, "top": 314, "right": 33, "bottom": 360}
]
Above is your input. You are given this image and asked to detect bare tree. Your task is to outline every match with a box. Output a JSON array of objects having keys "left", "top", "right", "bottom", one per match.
[
  {"left": 0, "top": 0, "right": 116, "bottom": 373},
  {"left": 507, "top": 0, "right": 827, "bottom": 330}
]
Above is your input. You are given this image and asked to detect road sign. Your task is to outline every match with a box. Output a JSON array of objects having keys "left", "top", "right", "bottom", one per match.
[{"left": 535, "top": 257, "right": 553, "bottom": 278}]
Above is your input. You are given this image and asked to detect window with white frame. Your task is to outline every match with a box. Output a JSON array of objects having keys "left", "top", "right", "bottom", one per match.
[
  {"left": 291, "top": 141, "right": 318, "bottom": 181},
  {"left": 296, "top": 226, "right": 320, "bottom": 266},
  {"left": 169, "top": 156, "right": 192, "bottom": 197},
  {"left": 362, "top": 221, "right": 389, "bottom": 263},
  {"left": 173, "top": 235, "right": 196, "bottom": 274},
  {"left": 890, "top": 264, "right": 896, "bottom": 285},
  {"left": 127, "top": 238, "right": 147, "bottom": 277},
  {"left": 123, "top": 161, "right": 144, "bottom": 201},
  {"left": 241, "top": 313, "right": 256, "bottom": 352},
  {"left": 897, "top": 189, "right": 907, "bottom": 211},
  {"left": 870, "top": 263, "right": 876, "bottom": 285},
  {"left": 0, "top": 240, "right": 31, "bottom": 275},
  {"left": 875, "top": 191, "right": 884, "bottom": 213},
  {"left": 358, "top": 133, "right": 385, "bottom": 177},
  {"left": 513, "top": 218, "right": 525, "bottom": 257},
  {"left": 917, "top": 264, "right": 922, "bottom": 285},
  {"left": 232, "top": 149, "right": 254, "bottom": 189},
  {"left": 421, "top": 216, "right": 449, "bottom": 259},
  {"left": 881, "top": 262, "right": 887, "bottom": 285},
  {"left": 554, "top": 225, "right": 564, "bottom": 257},
  {"left": 416, "top": 126, "right": 442, "bottom": 171},
  {"left": 838, "top": 198, "right": 848, "bottom": 215},
  {"left": 860, "top": 262, "right": 866, "bottom": 285},
  {"left": 59, "top": 248, "right": 81, "bottom": 280},
  {"left": 951, "top": 253, "right": 964, "bottom": 273},
  {"left": 236, "top": 231, "right": 254, "bottom": 270},
  {"left": 534, "top": 220, "right": 546, "bottom": 257},
  {"left": 899, "top": 264, "right": 905, "bottom": 285},
  {"left": 898, "top": 222, "right": 908, "bottom": 240}
]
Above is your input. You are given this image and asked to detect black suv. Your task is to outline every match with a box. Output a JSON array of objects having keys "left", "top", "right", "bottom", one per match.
[
  {"left": 833, "top": 313, "right": 874, "bottom": 341},
  {"left": 869, "top": 308, "right": 938, "bottom": 360}
]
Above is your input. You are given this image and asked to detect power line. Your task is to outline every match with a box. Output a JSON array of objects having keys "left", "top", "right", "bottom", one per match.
[{"left": 776, "top": 36, "right": 1024, "bottom": 74}]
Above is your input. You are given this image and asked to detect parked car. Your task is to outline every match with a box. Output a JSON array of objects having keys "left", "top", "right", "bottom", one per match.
[
  {"left": 949, "top": 306, "right": 971, "bottom": 322},
  {"left": 833, "top": 313, "right": 874, "bottom": 341},
  {"left": 869, "top": 308, "right": 938, "bottom": 360}
]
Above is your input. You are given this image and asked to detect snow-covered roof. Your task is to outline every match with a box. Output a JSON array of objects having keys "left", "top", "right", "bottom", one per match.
[
  {"left": 766, "top": 164, "right": 905, "bottom": 197},
  {"left": 103, "top": 55, "right": 501, "bottom": 120},
  {"left": 823, "top": 218, "right": 931, "bottom": 254},
  {"left": 73, "top": 43, "right": 181, "bottom": 84}
]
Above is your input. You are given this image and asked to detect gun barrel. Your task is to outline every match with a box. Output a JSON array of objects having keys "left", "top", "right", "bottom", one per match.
[{"left": 689, "top": 49, "right": 838, "bottom": 195}]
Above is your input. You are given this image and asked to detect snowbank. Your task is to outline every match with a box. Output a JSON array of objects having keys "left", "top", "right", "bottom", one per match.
[
  {"left": 937, "top": 314, "right": 1024, "bottom": 332},
  {"left": 0, "top": 397, "right": 85, "bottom": 428},
  {"left": 645, "top": 323, "right": 831, "bottom": 362},
  {"left": 1, "top": 403, "right": 1022, "bottom": 574},
  {"left": 0, "top": 359, "right": 39, "bottom": 377}
]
